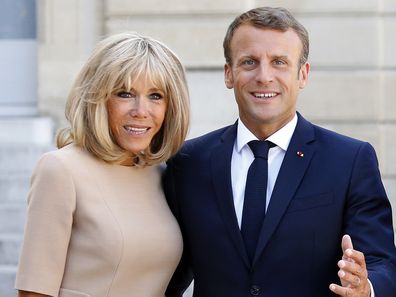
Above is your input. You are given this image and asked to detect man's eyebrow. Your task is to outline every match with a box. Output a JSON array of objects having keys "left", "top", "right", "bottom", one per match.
[
  {"left": 271, "top": 54, "right": 289, "bottom": 60},
  {"left": 238, "top": 54, "right": 255, "bottom": 59}
]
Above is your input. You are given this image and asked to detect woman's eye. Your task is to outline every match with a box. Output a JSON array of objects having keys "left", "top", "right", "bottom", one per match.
[
  {"left": 149, "top": 93, "right": 163, "bottom": 100},
  {"left": 117, "top": 91, "right": 133, "bottom": 98}
]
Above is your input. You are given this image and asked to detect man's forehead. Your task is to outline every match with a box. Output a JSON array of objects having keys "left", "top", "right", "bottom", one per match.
[{"left": 230, "top": 27, "right": 302, "bottom": 55}]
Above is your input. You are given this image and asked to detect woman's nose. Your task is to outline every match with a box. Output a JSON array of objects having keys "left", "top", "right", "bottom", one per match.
[{"left": 129, "top": 97, "right": 149, "bottom": 118}]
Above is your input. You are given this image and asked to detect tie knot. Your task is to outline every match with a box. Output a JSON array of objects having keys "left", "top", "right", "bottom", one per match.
[{"left": 248, "top": 140, "right": 274, "bottom": 159}]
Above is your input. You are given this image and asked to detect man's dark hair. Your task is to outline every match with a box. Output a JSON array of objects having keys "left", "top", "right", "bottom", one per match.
[{"left": 223, "top": 7, "right": 309, "bottom": 67}]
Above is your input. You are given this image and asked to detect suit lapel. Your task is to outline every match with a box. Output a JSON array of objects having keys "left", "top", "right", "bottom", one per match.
[
  {"left": 253, "top": 114, "right": 316, "bottom": 266},
  {"left": 211, "top": 122, "right": 251, "bottom": 268}
]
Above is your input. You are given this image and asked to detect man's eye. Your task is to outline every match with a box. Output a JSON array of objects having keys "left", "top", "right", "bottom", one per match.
[
  {"left": 274, "top": 59, "right": 285, "bottom": 65},
  {"left": 116, "top": 91, "right": 133, "bottom": 98},
  {"left": 243, "top": 59, "right": 256, "bottom": 66},
  {"left": 149, "top": 93, "right": 163, "bottom": 100}
]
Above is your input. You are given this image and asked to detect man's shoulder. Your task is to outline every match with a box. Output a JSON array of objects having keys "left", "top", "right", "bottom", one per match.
[
  {"left": 306, "top": 121, "right": 378, "bottom": 160},
  {"left": 312, "top": 123, "right": 367, "bottom": 147},
  {"left": 182, "top": 124, "right": 234, "bottom": 152},
  {"left": 167, "top": 124, "right": 234, "bottom": 168},
  {"left": 297, "top": 113, "right": 366, "bottom": 147}
]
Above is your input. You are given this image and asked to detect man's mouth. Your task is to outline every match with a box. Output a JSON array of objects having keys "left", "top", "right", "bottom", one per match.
[{"left": 252, "top": 92, "right": 277, "bottom": 99}]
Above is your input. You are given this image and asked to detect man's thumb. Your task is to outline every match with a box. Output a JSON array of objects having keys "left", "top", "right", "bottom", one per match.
[{"left": 341, "top": 234, "right": 353, "bottom": 252}]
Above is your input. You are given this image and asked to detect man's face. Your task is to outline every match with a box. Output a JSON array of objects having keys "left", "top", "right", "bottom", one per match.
[{"left": 224, "top": 24, "right": 309, "bottom": 139}]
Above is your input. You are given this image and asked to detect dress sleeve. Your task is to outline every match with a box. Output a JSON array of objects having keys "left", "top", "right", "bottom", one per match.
[{"left": 15, "top": 152, "right": 76, "bottom": 296}]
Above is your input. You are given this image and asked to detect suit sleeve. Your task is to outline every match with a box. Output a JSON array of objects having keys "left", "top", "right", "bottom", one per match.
[
  {"left": 344, "top": 142, "right": 396, "bottom": 296},
  {"left": 15, "top": 153, "right": 76, "bottom": 296},
  {"left": 163, "top": 156, "right": 194, "bottom": 297}
]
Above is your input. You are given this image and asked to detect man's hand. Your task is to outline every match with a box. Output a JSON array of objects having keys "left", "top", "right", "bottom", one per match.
[{"left": 329, "top": 234, "right": 370, "bottom": 297}]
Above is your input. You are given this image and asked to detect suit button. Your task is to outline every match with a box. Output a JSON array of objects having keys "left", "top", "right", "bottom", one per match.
[{"left": 250, "top": 285, "right": 261, "bottom": 296}]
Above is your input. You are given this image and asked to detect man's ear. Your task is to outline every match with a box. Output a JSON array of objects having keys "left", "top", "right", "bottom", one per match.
[
  {"left": 224, "top": 63, "right": 234, "bottom": 89},
  {"left": 298, "top": 62, "right": 310, "bottom": 89}
]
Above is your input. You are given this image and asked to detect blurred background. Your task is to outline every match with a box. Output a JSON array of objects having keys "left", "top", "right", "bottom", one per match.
[{"left": 0, "top": 0, "right": 395, "bottom": 296}]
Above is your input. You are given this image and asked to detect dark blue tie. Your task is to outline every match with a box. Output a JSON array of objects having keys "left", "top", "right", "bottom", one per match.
[{"left": 241, "top": 140, "right": 274, "bottom": 262}]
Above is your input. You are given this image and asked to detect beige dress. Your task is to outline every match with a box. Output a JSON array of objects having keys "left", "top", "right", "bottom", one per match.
[{"left": 15, "top": 144, "right": 183, "bottom": 297}]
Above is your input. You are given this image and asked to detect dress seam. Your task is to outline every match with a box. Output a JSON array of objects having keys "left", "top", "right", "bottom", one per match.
[{"left": 93, "top": 173, "right": 124, "bottom": 297}]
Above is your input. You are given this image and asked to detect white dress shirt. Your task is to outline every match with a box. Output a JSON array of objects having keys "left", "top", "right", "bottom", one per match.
[
  {"left": 230, "top": 113, "right": 375, "bottom": 296},
  {"left": 231, "top": 114, "right": 297, "bottom": 228}
]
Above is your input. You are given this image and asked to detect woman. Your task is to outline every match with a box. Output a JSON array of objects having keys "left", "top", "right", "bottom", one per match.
[{"left": 15, "top": 32, "right": 190, "bottom": 297}]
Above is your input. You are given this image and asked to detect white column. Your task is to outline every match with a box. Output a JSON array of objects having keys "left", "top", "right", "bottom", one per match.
[
  {"left": 0, "top": 0, "right": 53, "bottom": 144},
  {"left": 0, "top": 0, "right": 37, "bottom": 116}
]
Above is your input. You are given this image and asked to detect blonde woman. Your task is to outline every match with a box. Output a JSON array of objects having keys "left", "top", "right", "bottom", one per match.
[{"left": 15, "top": 32, "right": 190, "bottom": 297}]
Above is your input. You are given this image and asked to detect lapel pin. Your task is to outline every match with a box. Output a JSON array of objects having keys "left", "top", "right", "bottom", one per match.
[{"left": 297, "top": 151, "right": 304, "bottom": 158}]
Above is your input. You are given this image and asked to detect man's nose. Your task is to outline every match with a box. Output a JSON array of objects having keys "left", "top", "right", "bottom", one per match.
[{"left": 256, "top": 64, "right": 273, "bottom": 83}]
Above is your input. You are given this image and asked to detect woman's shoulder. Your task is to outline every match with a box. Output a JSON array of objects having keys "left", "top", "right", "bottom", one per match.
[
  {"left": 36, "top": 144, "right": 99, "bottom": 174},
  {"left": 45, "top": 143, "right": 96, "bottom": 161}
]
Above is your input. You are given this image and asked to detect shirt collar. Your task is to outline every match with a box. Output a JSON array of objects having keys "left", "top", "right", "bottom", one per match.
[{"left": 236, "top": 113, "right": 298, "bottom": 153}]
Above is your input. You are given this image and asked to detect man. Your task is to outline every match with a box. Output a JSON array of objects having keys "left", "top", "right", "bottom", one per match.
[{"left": 164, "top": 7, "right": 396, "bottom": 297}]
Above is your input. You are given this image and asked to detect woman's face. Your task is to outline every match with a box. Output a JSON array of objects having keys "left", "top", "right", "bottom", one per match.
[{"left": 107, "top": 77, "right": 167, "bottom": 155}]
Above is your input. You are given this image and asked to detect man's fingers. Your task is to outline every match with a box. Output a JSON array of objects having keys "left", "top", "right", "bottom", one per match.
[
  {"left": 342, "top": 234, "right": 353, "bottom": 253},
  {"left": 330, "top": 278, "right": 370, "bottom": 297},
  {"left": 329, "top": 283, "right": 352, "bottom": 297},
  {"left": 338, "top": 269, "right": 362, "bottom": 287},
  {"left": 339, "top": 258, "right": 367, "bottom": 276},
  {"left": 341, "top": 249, "right": 367, "bottom": 269},
  {"left": 333, "top": 236, "right": 370, "bottom": 297}
]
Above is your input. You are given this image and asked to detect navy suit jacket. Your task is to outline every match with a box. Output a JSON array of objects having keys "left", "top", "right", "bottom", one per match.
[{"left": 164, "top": 114, "right": 396, "bottom": 297}]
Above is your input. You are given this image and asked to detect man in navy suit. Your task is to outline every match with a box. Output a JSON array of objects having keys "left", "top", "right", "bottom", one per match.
[{"left": 165, "top": 7, "right": 396, "bottom": 297}]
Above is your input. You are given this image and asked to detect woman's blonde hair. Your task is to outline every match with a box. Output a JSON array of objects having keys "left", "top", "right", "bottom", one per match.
[{"left": 57, "top": 32, "right": 190, "bottom": 166}]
